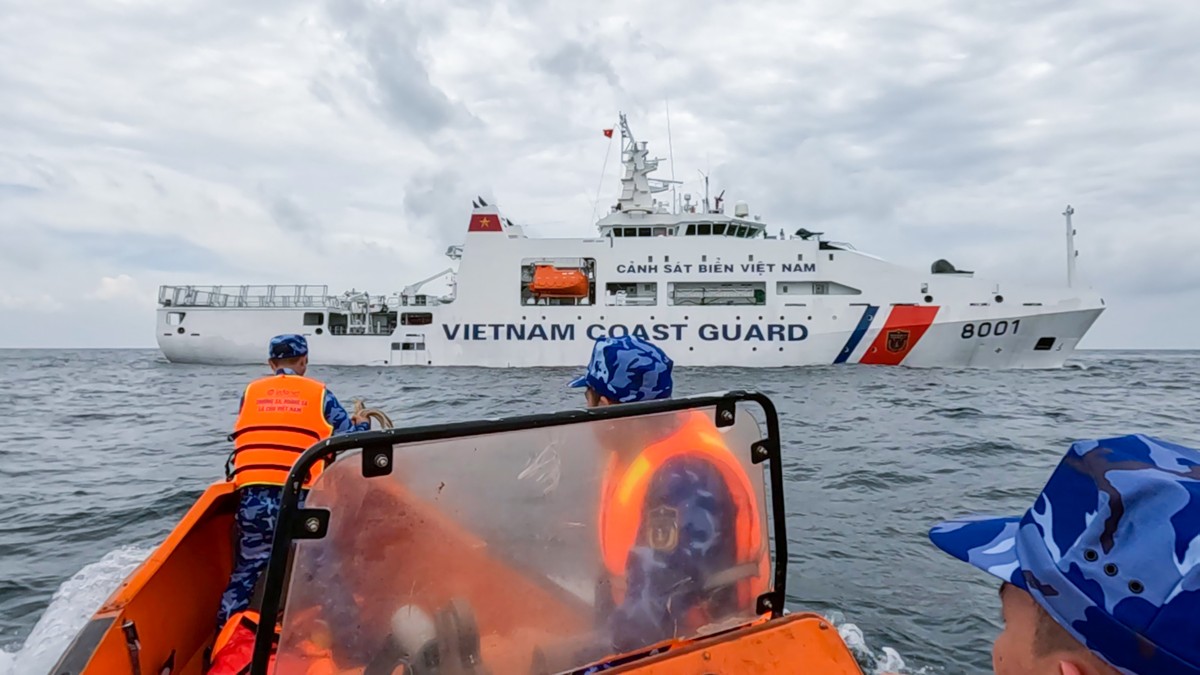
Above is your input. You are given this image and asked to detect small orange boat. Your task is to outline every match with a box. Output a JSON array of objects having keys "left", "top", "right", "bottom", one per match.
[
  {"left": 51, "top": 392, "right": 866, "bottom": 675},
  {"left": 529, "top": 265, "right": 590, "bottom": 298}
]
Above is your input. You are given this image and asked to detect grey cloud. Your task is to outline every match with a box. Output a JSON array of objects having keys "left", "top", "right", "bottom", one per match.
[
  {"left": 0, "top": 153, "right": 75, "bottom": 193},
  {"left": 143, "top": 171, "right": 167, "bottom": 198},
  {"left": 402, "top": 168, "right": 480, "bottom": 247},
  {"left": 309, "top": 79, "right": 339, "bottom": 110},
  {"left": 0, "top": 226, "right": 50, "bottom": 271},
  {"left": 47, "top": 229, "right": 238, "bottom": 275},
  {"left": 265, "top": 193, "right": 322, "bottom": 236},
  {"left": 0, "top": 183, "right": 41, "bottom": 198},
  {"left": 322, "top": 0, "right": 474, "bottom": 136},
  {"left": 536, "top": 41, "right": 621, "bottom": 88}
]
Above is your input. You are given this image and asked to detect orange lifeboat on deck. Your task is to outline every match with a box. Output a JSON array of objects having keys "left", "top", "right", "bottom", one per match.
[{"left": 530, "top": 265, "right": 589, "bottom": 298}]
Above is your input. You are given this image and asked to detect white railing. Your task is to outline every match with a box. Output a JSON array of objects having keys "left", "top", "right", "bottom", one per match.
[{"left": 158, "top": 285, "right": 340, "bottom": 309}]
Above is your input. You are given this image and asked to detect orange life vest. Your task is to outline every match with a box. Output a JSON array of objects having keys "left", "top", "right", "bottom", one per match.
[
  {"left": 213, "top": 609, "right": 263, "bottom": 657},
  {"left": 209, "top": 610, "right": 275, "bottom": 675},
  {"left": 229, "top": 374, "right": 334, "bottom": 489},
  {"left": 597, "top": 410, "right": 770, "bottom": 611}
]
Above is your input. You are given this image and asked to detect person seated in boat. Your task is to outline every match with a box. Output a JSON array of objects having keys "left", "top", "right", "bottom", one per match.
[
  {"left": 216, "top": 333, "right": 370, "bottom": 631},
  {"left": 928, "top": 433, "right": 1200, "bottom": 675},
  {"left": 567, "top": 335, "right": 769, "bottom": 661}
]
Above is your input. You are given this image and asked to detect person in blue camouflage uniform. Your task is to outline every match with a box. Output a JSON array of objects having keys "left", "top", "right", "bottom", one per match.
[
  {"left": 566, "top": 335, "right": 746, "bottom": 662},
  {"left": 603, "top": 461, "right": 739, "bottom": 654},
  {"left": 215, "top": 334, "right": 370, "bottom": 629},
  {"left": 929, "top": 433, "right": 1200, "bottom": 674}
]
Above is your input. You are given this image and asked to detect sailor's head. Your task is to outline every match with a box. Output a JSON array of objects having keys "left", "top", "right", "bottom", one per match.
[
  {"left": 568, "top": 335, "right": 673, "bottom": 408},
  {"left": 929, "top": 434, "right": 1200, "bottom": 675},
  {"left": 268, "top": 333, "right": 309, "bottom": 375}
]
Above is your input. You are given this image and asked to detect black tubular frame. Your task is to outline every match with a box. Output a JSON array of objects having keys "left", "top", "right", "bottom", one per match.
[{"left": 249, "top": 390, "right": 788, "bottom": 675}]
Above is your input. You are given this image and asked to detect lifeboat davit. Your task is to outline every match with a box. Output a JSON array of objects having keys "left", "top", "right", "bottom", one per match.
[
  {"left": 50, "top": 392, "right": 867, "bottom": 675},
  {"left": 529, "top": 265, "right": 589, "bottom": 298}
]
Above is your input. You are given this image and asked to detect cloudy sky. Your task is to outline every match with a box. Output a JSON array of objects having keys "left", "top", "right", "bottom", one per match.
[{"left": 1, "top": 0, "right": 1196, "bottom": 349}]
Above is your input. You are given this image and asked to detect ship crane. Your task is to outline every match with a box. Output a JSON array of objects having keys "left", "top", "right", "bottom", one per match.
[{"left": 401, "top": 267, "right": 456, "bottom": 305}]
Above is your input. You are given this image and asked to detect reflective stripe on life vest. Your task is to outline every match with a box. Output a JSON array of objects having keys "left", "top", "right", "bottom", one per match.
[
  {"left": 598, "top": 410, "right": 770, "bottom": 610},
  {"left": 230, "top": 374, "right": 333, "bottom": 489}
]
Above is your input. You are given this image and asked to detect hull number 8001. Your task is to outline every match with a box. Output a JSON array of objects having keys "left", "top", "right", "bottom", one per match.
[{"left": 961, "top": 319, "right": 1019, "bottom": 339}]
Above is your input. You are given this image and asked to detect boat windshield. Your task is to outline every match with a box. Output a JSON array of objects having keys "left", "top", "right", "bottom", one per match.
[{"left": 267, "top": 397, "right": 778, "bottom": 675}]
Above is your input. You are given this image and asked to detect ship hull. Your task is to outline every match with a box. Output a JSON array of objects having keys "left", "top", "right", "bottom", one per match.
[{"left": 156, "top": 301, "right": 1103, "bottom": 369}]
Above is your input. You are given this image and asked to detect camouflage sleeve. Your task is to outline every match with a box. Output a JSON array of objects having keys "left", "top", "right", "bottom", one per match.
[
  {"left": 605, "top": 456, "right": 739, "bottom": 653},
  {"left": 323, "top": 390, "right": 370, "bottom": 435}
]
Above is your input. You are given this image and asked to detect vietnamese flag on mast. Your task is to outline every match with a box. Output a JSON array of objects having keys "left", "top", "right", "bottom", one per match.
[{"left": 603, "top": 128, "right": 613, "bottom": 138}]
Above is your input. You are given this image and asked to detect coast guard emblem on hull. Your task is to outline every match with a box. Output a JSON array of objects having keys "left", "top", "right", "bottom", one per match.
[
  {"left": 646, "top": 505, "right": 679, "bottom": 552},
  {"left": 886, "top": 329, "right": 910, "bottom": 353}
]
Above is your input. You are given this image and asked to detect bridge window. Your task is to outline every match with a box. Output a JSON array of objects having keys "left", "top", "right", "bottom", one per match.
[
  {"left": 698, "top": 223, "right": 711, "bottom": 235},
  {"left": 713, "top": 223, "right": 727, "bottom": 235},
  {"left": 303, "top": 312, "right": 323, "bottom": 326},
  {"left": 166, "top": 311, "right": 186, "bottom": 326},
  {"left": 686, "top": 224, "right": 696, "bottom": 235}
]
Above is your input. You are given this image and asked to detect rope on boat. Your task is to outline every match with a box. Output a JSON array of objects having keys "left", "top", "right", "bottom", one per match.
[{"left": 351, "top": 398, "right": 394, "bottom": 430}]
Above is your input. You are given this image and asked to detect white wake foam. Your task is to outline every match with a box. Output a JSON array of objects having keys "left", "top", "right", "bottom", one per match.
[
  {"left": 0, "top": 545, "right": 150, "bottom": 675},
  {"left": 824, "top": 610, "right": 939, "bottom": 674}
]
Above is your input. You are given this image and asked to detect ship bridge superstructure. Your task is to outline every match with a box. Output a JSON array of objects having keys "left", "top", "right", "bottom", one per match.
[{"left": 595, "top": 112, "right": 766, "bottom": 240}]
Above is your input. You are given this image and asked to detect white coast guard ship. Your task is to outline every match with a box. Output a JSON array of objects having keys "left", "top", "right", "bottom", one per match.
[{"left": 156, "top": 115, "right": 1105, "bottom": 368}]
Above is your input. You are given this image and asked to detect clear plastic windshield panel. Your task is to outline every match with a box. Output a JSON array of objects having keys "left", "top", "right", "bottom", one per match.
[{"left": 273, "top": 403, "right": 774, "bottom": 675}]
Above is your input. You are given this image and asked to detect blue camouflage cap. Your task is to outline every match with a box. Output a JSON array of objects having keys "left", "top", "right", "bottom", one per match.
[
  {"left": 567, "top": 335, "right": 673, "bottom": 403},
  {"left": 929, "top": 434, "right": 1200, "bottom": 675},
  {"left": 268, "top": 333, "right": 308, "bottom": 360}
]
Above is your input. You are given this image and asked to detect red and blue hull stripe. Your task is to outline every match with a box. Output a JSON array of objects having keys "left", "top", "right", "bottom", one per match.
[
  {"left": 834, "top": 305, "right": 941, "bottom": 365},
  {"left": 833, "top": 305, "right": 878, "bottom": 364}
]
